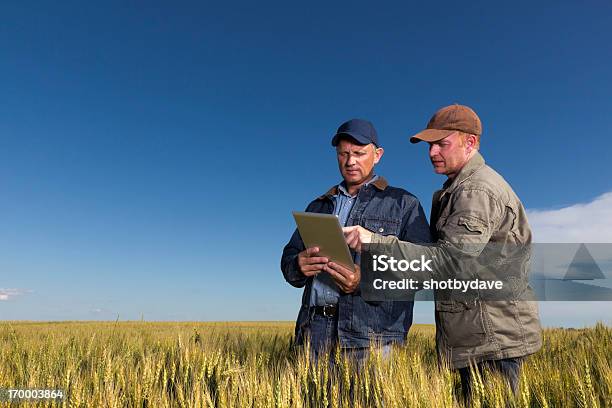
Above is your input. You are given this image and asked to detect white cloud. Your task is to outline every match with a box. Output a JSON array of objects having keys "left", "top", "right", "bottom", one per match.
[
  {"left": 527, "top": 192, "right": 612, "bottom": 327},
  {"left": 0, "top": 288, "right": 28, "bottom": 301},
  {"left": 528, "top": 192, "right": 612, "bottom": 243}
]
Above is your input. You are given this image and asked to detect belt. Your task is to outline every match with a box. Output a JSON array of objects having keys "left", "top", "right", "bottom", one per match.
[{"left": 312, "top": 305, "right": 338, "bottom": 318}]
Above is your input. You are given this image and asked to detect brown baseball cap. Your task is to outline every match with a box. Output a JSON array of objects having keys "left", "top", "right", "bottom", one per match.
[{"left": 410, "top": 104, "right": 482, "bottom": 143}]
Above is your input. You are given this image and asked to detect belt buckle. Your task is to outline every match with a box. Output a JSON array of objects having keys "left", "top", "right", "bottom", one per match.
[{"left": 323, "top": 305, "right": 336, "bottom": 318}]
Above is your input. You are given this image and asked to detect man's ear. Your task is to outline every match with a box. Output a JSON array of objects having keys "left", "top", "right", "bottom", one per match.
[
  {"left": 374, "top": 147, "right": 384, "bottom": 164},
  {"left": 465, "top": 134, "right": 477, "bottom": 153}
]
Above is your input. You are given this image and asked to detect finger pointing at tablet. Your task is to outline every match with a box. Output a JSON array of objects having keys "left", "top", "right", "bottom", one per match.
[{"left": 343, "top": 226, "right": 374, "bottom": 252}]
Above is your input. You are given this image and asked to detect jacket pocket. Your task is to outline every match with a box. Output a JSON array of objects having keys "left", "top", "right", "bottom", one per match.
[
  {"left": 351, "top": 297, "right": 411, "bottom": 336},
  {"left": 362, "top": 217, "right": 401, "bottom": 236},
  {"left": 368, "top": 300, "right": 411, "bottom": 335},
  {"left": 435, "top": 300, "right": 486, "bottom": 347},
  {"left": 457, "top": 215, "right": 487, "bottom": 234}
]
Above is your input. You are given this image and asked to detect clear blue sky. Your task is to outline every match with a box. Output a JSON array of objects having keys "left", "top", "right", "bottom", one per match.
[{"left": 1, "top": 1, "right": 611, "bottom": 325}]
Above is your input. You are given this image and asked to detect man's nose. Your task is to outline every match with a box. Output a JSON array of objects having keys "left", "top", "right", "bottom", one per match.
[
  {"left": 346, "top": 155, "right": 356, "bottom": 165},
  {"left": 429, "top": 145, "right": 439, "bottom": 157}
]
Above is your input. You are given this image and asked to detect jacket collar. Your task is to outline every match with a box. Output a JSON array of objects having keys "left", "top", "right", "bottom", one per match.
[
  {"left": 442, "top": 151, "right": 486, "bottom": 192},
  {"left": 318, "top": 176, "right": 388, "bottom": 200}
]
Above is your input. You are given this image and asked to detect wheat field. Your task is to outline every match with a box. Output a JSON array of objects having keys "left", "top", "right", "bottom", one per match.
[{"left": 0, "top": 321, "right": 610, "bottom": 407}]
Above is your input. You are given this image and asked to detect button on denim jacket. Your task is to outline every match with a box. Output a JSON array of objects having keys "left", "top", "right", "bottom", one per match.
[{"left": 281, "top": 176, "right": 432, "bottom": 348}]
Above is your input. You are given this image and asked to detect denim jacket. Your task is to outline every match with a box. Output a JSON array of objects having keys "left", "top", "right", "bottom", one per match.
[{"left": 281, "top": 176, "right": 432, "bottom": 348}]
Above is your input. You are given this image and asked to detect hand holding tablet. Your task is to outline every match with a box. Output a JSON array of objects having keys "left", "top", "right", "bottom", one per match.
[
  {"left": 296, "top": 247, "right": 329, "bottom": 277},
  {"left": 292, "top": 212, "right": 356, "bottom": 272}
]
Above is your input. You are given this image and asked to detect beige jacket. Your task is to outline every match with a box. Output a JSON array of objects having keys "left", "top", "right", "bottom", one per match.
[{"left": 371, "top": 151, "right": 542, "bottom": 369}]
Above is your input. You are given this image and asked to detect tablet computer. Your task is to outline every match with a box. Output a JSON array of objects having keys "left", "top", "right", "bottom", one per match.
[{"left": 292, "top": 211, "right": 355, "bottom": 271}]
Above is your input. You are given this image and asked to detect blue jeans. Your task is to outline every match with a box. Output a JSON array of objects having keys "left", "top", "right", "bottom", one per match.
[
  {"left": 458, "top": 357, "right": 522, "bottom": 402},
  {"left": 307, "top": 312, "right": 340, "bottom": 361}
]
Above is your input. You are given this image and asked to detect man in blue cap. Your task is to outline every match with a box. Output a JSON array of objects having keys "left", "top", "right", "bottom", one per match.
[{"left": 281, "top": 118, "right": 432, "bottom": 361}]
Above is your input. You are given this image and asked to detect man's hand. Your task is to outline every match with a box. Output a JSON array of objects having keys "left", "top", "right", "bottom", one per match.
[
  {"left": 323, "top": 262, "right": 361, "bottom": 293},
  {"left": 342, "top": 226, "right": 374, "bottom": 252},
  {"left": 297, "top": 247, "right": 329, "bottom": 277}
]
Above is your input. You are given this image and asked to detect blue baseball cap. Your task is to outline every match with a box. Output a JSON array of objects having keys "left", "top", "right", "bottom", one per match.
[{"left": 331, "top": 119, "right": 380, "bottom": 147}]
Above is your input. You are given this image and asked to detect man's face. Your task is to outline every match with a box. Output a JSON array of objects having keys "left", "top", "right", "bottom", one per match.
[
  {"left": 428, "top": 132, "right": 474, "bottom": 178},
  {"left": 336, "top": 139, "right": 383, "bottom": 187}
]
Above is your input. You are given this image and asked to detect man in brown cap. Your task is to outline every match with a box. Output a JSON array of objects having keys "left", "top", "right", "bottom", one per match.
[{"left": 344, "top": 104, "right": 542, "bottom": 401}]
